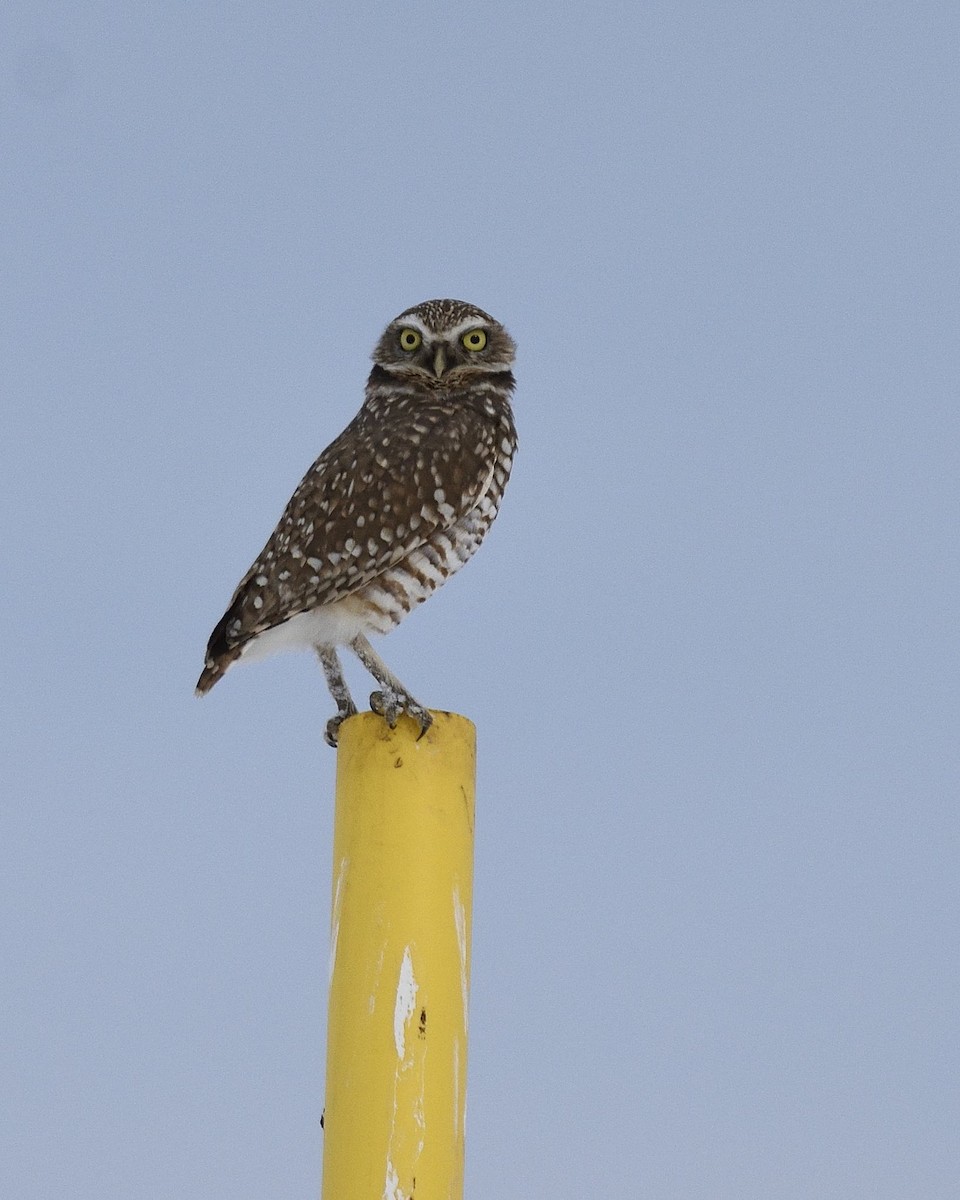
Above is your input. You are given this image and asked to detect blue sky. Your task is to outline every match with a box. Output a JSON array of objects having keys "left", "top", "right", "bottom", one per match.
[{"left": 4, "top": 3, "right": 959, "bottom": 1196}]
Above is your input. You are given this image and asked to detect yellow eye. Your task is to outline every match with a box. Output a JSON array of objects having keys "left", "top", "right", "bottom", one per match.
[
  {"left": 399, "top": 328, "right": 422, "bottom": 352},
  {"left": 461, "top": 329, "right": 487, "bottom": 352}
]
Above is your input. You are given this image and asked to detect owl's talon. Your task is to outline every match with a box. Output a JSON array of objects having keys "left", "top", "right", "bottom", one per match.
[
  {"left": 369, "top": 689, "right": 399, "bottom": 727},
  {"left": 406, "top": 704, "right": 432, "bottom": 739},
  {"left": 325, "top": 703, "right": 358, "bottom": 748}
]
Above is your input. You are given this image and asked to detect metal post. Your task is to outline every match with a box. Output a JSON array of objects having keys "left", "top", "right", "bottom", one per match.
[{"left": 322, "top": 711, "right": 476, "bottom": 1200}]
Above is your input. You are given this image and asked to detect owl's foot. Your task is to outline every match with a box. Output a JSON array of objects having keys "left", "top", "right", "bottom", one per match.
[
  {"left": 349, "top": 633, "right": 432, "bottom": 740},
  {"left": 324, "top": 701, "right": 358, "bottom": 748},
  {"left": 369, "top": 688, "right": 432, "bottom": 740}
]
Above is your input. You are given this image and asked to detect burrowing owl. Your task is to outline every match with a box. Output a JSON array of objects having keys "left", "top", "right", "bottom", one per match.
[{"left": 196, "top": 299, "right": 517, "bottom": 746}]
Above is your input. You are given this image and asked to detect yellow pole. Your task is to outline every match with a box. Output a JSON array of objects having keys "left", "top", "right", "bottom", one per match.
[{"left": 322, "top": 711, "right": 476, "bottom": 1200}]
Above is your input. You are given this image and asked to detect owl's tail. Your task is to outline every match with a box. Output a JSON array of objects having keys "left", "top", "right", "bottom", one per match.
[
  {"left": 195, "top": 609, "right": 243, "bottom": 695},
  {"left": 195, "top": 662, "right": 225, "bottom": 696}
]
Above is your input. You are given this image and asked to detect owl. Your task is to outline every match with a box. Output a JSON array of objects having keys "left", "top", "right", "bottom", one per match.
[{"left": 196, "top": 299, "right": 518, "bottom": 747}]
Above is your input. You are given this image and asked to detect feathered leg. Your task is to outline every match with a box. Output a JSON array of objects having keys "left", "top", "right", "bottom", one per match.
[
  {"left": 317, "top": 646, "right": 358, "bottom": 747},
  {"left": 349, "top": 634, "right": 432, "bottom": 738}
]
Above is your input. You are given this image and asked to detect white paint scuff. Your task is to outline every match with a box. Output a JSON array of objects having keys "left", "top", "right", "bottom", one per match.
[
  {"left": 383, "top": 1158, "right": 401, "bottom": 1200},
  {"left": 453, "top": 884, "right": 469, "bottom": 1033},
  {"left": 328, "top": 856, "right": 349, "bottom": 986},
  {"left": 393, "top": 946, "right": 418, "bottom": 1060}
]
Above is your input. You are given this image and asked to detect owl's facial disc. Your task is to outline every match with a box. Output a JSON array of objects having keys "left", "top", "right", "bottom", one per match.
[{"left": 373, "top": 301, "right": 515, "bottom": 383}]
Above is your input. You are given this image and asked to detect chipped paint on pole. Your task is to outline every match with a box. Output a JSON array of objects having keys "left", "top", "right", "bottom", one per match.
[{"left": 322, "top": 711, "right": 476, "bottom": 1200}]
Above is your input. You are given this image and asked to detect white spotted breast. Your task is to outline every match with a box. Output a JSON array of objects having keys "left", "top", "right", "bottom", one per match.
[{"left": 354, "top": 439, "right": 512, "bottom": 634}]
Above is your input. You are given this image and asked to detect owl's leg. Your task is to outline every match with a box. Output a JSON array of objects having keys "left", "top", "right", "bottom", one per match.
[
  {"left": 316, "top": 646, "right": 358, "bottom": 748},
  {"left": 348, "top": 634, "right": 432, "bottom": 739}
]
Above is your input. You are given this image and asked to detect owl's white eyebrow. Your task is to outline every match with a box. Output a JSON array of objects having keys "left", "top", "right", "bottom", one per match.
[
  {"left": 445, "top": 317, "right": 489, "bottom": 338},
  {"left": 395, "top": 316, "right": 431, "bottom": 335},
  {"left": 394, "top": 316, "right": 488, "bottom": 339}
]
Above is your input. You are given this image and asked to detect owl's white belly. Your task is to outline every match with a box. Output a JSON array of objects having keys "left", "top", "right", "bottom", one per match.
[{"left": 236, "top": 596, "right": 376, "bottom": 663}]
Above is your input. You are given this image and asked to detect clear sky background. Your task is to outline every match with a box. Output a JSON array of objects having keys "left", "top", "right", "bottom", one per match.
[{"left": 3, "top": 3, "right": 959, "bottom": 1197}]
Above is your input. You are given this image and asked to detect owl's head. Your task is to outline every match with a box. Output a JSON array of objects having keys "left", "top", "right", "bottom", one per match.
[{"left": 372, "top": 299, "right": 516, "bottom": 384}]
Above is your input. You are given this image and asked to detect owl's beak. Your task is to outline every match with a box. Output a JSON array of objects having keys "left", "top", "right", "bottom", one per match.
[{"left": 432, "top": 345, "right": 447, "bottom": 378}]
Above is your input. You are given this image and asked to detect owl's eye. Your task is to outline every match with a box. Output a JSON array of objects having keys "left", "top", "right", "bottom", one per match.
[
  {"left": 461, "top": 329, "right": 487, "bottom": 352},
  {"left": 399, "top": 328, "right": 422, "bottom": 352}
]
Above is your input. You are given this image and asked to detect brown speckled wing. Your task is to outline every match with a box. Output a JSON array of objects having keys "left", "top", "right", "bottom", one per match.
[{"left": 217, "top": 398, "right": 502, "bottom": 650}]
